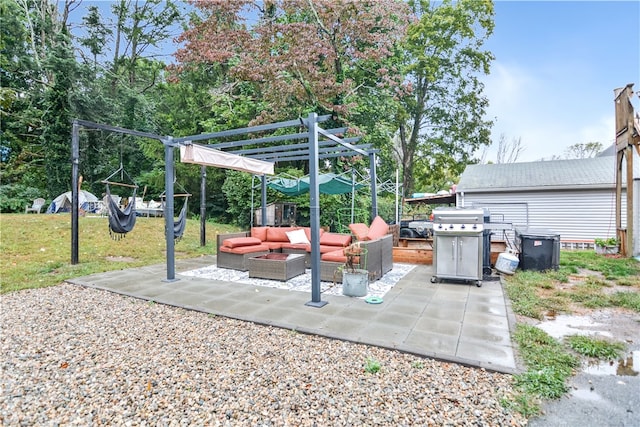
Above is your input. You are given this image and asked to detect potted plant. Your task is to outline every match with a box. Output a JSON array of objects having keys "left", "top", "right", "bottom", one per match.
[
  {"left": 339, "top": 242, "right": 369, "bottom": 297},
  {"left": 594, "top": 237, "right": 619, "bottom": 255}
]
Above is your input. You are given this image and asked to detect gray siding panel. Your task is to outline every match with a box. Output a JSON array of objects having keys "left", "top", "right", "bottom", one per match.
[{"left": 459, "top": 189, "right": 626, "bottom": 243}]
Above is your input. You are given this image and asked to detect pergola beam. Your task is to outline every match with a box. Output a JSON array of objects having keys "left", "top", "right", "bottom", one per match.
[
  {"left": 248, "top": 143, "right": 372, "bottom": 162},
  {"left": 173, "top": 115, "right": 331, "bottom": 143},
  {"left": 225, "top": 132, "right": 352, "bottom": 155},
  {"left": 200, "top": 127, "right": 348, "bottom": 150},
  {"left": 318, "top": 127, "right": 368, "bottom": 156},
  {"left": 75, "top": 119, "right": 164, "bottom": 141},
  {"left": 237, "top": 138, "right": 365, "bottom": 159}
]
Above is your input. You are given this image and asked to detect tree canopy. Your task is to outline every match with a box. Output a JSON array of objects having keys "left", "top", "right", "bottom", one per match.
[{"left": 1, "top": 0, "right": 497, "bottom": 222}]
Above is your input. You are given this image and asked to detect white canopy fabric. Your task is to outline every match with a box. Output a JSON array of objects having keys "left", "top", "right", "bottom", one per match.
[{"left": 180, "top": 143, "right": 274, "bottom": 175}]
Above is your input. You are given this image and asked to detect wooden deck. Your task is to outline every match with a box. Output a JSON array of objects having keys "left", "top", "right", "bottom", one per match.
[{"left": 393, "top": 238, "right": 508, "bottom": 265}]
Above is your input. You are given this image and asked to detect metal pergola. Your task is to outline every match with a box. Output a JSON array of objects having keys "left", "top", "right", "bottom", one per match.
[{"left": 71, "top": 112, "right": 380, "bottom": 307}]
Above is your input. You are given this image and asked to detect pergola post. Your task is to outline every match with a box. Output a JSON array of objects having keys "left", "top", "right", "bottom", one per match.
[
  {"left": 261, "top": 175, "right": 268, "bottom": 226},
  {"left": 71, "top": 120, "right": 80, "bottom": 264},
  {"left": 200, "top": 165, "right": 207, "bottom": 247},
  {"left": 369, "top": 152, "right": 378, "bottom": 220},
  {"left": 306, "top": 112, "right": 327, "bottom": 307},
  {"left": 163, "top": 138, "right": 177, "bottom": 281}
]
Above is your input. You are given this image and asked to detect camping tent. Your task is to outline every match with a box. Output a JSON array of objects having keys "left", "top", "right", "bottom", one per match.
[{"left": 47, "top": 190, "right": 99, "bottom": 213}]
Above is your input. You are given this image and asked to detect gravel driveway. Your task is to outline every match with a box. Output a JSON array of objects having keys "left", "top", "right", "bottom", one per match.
[{"left": 1, "top": 284, "right": 526, "bottom": 426}]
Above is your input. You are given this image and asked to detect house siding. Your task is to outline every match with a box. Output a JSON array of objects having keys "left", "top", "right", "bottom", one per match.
[{"left": 457, "top": 188, "right": 626, "bottom": 244}]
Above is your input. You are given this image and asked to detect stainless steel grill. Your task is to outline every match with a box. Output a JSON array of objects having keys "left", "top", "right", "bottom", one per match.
[{"left": 430, "top": 208, "right": 484, "bottom": 287}]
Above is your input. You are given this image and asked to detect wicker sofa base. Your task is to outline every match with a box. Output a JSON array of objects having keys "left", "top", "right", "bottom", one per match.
[
  {"left": 217, "top": 249, "right": 270, "bottom": 271},
  {"left": 248, "top": 253, "right": 306, "bottom": 281}
]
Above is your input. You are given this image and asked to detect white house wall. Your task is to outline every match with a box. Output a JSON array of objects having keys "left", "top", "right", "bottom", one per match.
[{"left": 457, "top": 188, "right": 627, "bottom": 245}]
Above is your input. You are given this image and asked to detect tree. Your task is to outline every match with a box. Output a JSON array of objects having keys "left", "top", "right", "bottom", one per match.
[
  {"left": 1, "top": 0, "right": 78, "bottom": 197},
  {"left": 78, "top": 5, "right": 112, "bottom": 72},
  {"left": 479, "top": 133, "right": 525, "bottom": 164},
  {"left": 564, "top": 142, "right": 603, "bottom": 159},
  {"left": 174, "top": 0, "right": 411, "bottom": 219},
  {"left": 175, "top": 0, "right": 409, "bottom": 123},
  {"left": 393, "top": 0, "right": 495, "bottom": 195},
  {"left": 110, "top": 0, "right": 182, "bottom": 89},
  {"left": 41, "top": 31, "right": 78, "bottom": 197}
]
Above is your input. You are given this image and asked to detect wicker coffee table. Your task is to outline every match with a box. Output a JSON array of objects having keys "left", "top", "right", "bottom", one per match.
[{"left": 248, "top": 253, "right": 306, "bottom": 281}]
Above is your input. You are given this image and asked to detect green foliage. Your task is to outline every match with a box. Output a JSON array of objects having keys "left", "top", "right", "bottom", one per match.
[
  {"left": 500, "top": 394, "right": 540, "bottom": 419},
  {"left": 566, "top": 335, "right": 625, "bottom": 359},
  {"left": 503, "top": 251, "right": 639, "bottom": 416},
  {"left": 396, "top": 0, "right": 495, "bottom": 195},
  {"left": 514, "top": 368, "right": 570, "bottom": 400},
  {"left": 221, "top": 171, "right": 254, "bottom": 228},
  {"left": 594, "top": 237, "right": 618, "bottom": 247},
  {"left": 503, "top": 270, "right": 567, "bottom": 319},
  {"left": 364, "top": 357, "right": 381, "bottom": 374},
  {"left": 609, "top": 291, "right": 640, "bottom": 312},
  {"left": 377, "top": 195, "right": 399, "bottom": 224},
  {"left": 513, "top": 324, "right": 578, "bottom": 402},
  {"left": 504, "top": 251, "right": 640, "bottom": 318},
  {"left": 0, "top": 184, "right": 44, "bottom": 213},
  {"left": 41, "top": 31, "right": 78, "bottom": 197},
  {"left": 560, "top": 250, "right": 639, "bottom": 280},
  {"left": 564, "top": 279, "right": 610, "bottom": 308}
]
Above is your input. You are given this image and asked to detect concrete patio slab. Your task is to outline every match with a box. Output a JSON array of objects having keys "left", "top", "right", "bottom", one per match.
[{"left": 67, "top": 255, "right": 521, "bottom": 374}]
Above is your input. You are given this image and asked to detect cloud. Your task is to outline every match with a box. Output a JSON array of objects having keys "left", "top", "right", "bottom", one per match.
[{"left": 481, "top": 62, "right": 618, "bottom": 162}]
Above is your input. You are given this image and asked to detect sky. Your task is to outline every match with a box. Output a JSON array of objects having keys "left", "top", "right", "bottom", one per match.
[{"left": 481, "top": 0, "right": 640, "bottom": 163}]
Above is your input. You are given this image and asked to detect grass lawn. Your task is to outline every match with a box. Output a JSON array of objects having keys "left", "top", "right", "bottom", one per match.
[{"left": 0, "top": 213, "right": 239, "bottom": 293}]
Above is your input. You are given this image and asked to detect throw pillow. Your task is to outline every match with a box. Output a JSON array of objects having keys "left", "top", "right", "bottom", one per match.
[
  {"left": 348, "top": 223, "right": 370, "bottom": 241},
  {"left": 366, "top": 216, "right": 389, "bottom": 240},
  {"left": 286, "top": 228, "right": 310, "bottom": 245}
]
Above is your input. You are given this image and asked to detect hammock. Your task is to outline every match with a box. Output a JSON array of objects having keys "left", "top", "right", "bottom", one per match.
[
  {"left": 171, "top": 196, "right": 189, "bottom": 242},
  {"left": 105, "top": 184, "right": 137, "bottom": 240}
]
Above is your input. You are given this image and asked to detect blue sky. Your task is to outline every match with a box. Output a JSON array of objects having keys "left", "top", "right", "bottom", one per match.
[{"left": 481, "top": 0, "right": 640, "bottom": 162}]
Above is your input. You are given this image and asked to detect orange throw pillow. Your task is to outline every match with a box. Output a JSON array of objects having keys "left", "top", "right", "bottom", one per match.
[
  {"left": 348, "top": 223, "right": 370, "bottom": 241},
  {"left": 366, "top": 216, "right": 389, "bottom": 240}
]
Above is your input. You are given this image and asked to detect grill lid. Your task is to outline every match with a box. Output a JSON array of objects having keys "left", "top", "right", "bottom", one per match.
[{"left": 432, "top": 208, "right": 484, "bottom": 224}]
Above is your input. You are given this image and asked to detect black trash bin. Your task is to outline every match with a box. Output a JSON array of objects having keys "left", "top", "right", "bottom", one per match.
[
  {"left": 482, "top": 209, "right": 492, "bottom": 277},
  {"left": 515, "top": 228, "right": 560, "bottom": 271}
]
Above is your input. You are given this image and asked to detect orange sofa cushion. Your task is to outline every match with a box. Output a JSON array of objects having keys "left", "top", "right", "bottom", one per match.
[
  {"left": 251, "top": 227, "right": 268, "bottom": 241},
  {"left": 321, "top": 249, "right": 347, "bottom": 263},
  {"left": 263, "top": 241, "right": 286, "bottom": 251},
  {"left": 320, "top": 232, "right": 352, "bottom": 247},
  {"left": 266, "top": 227, "right": 296, "bottom": 242},
  {"left": 366, "top": 216, "right": 389, "bottom": 240},
  {"left": 281, "top": 243, "right": 311, "bottom": 251},
  {"left": 222, "top": 237, "right": 262, "bottom": 248}
]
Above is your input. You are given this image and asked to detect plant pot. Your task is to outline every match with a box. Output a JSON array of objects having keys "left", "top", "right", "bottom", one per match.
[
  {"left": 342, "top": 269, "right": 369, "bottom": 297},
  {"left": 595, "top": 244, "right": 619, "bottom": 255}
]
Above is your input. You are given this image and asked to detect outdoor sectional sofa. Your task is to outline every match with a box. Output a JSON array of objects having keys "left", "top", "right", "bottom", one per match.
[{"left": 216, "top": 216, "right": 393, "bottom": 283}]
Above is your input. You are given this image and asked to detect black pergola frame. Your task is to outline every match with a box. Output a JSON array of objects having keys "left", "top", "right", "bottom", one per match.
[{"left": 71, "top": 112, "right": 379, "bottom": 307}]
